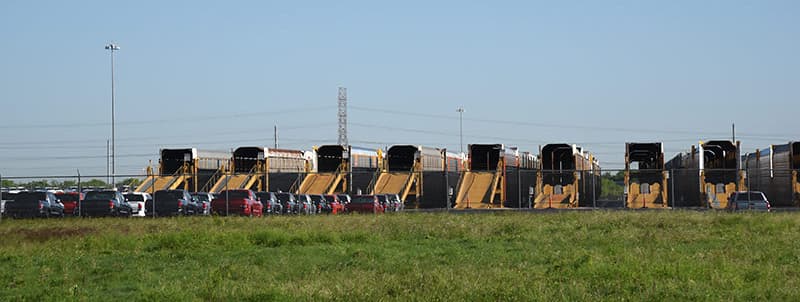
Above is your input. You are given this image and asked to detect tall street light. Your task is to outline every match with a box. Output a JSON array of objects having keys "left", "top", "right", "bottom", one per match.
[
  {"left": 105, "top": 42, "right": 120, "bottom": 187},
  {"left": 456, "top": 106, "right": 464, "bottom": 154}
]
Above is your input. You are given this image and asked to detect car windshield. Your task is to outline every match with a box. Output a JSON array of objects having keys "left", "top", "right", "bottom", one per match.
[
  {"left": 310, "top": 195, "right": 324, "bottom": 202},
  {"left": 13, "top": 192, "right": 47, "bottom": 203},
  {"left": 56, "top": 193, "right": 80, "bottom": 202},
  {"left": 192, "top": 194, "right": 210, "bottom": 202},
  {"left": 219, "top": 190, "right": 250, "bottom": 199},
  {"left": 351, "top": 196, "right": 375, "bottom": 204},
  {"left": 736, "top": 192, "right": 766, "bottom": 201},
  {"left": 85, "top": 191, "right": 117, "bottom": 200},
  {"left": 1, "top": 192, "right": 16, "bottom": 200},
  {"left": 124, "top": 194, "right": 144, "bottom": 201},
  {"left": 376, "top": 195, "right": 387, "bottom": 202},
  {"left": 276, "top": 193, "right": 293, "bottom": 201},
  {"left": 255, "top": 193, "right": 271, "bottom": 201}
]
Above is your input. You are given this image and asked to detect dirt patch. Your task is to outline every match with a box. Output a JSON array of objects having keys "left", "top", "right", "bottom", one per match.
[{"left": 15, "top": 227, "right": 97, "bottom": 242}]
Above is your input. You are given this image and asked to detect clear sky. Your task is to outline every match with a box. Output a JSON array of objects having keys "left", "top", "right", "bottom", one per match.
[{"left": 1, "top": 0, "right": 798, "bottom": 178}]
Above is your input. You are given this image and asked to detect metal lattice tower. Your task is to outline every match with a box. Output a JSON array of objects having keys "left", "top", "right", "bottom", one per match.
[{"left": 337, "top": 87, "right": 348, "bottom": 146}]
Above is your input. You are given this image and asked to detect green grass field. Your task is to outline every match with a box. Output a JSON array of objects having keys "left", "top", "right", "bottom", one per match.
[{"left": 1, "top": 211, "right": 799, "bottom": 301}]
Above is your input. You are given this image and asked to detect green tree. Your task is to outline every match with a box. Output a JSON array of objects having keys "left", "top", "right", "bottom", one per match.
[
  {"left": 120, "top": 178, "right": 141, "bottom": 187},
  {"left": 82, "top": 179, "right": 109, "bottom": 188},
  {"left": 1, "top": 179, "right": 14, "bottom": 188}
]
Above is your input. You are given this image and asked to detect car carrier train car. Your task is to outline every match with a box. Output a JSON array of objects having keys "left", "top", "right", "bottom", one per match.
[
  {"left": 296, "top": 145, "right": 381, "bottom": 195},
  {"left": 504, "top": 147, "right": 538, "bottom": 208},
  {"left": 454, "top": 144, "right": 536, "bottom": 209},
  {"left": 136, "top": 148, "right": 231, "bottom": 193},
  {"left": 373, "top": 145, "right": 464, "bottom": 208},
  {"left": 534, "top": 144, "right": 600, "bottom": 208},
  {"left": 209, "top": 147, "right": 309, "bottom": 193},
  {"left": 744, "top": 142, "right": 800, "bottom": 207},
  {"left": 665, "top": 140, "right": 744, "bottom": 208},
  {"left": 625, "top": 142, "right": 669, "bottom": 208}
]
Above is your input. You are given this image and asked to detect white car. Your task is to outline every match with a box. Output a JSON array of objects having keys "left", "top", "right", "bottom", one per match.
[{"left": 123, "top": 192, "right": 152, "bottom": 217}]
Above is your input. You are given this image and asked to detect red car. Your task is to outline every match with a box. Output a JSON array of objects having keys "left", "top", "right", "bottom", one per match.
[
  {"left": 211, "top": 190, "right": 263, "bottom": 217},
  {"left": 323, "top": 194, "right": 345, "bottom": 214},
  {"left": 55, "top": 192, "right": 84, "bottom": 215},
  {"left": 345, "top": 195, "right": 385, "bottom": 214}
]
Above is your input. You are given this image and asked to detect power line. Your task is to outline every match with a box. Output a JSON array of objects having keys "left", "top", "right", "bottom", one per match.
[
  {"left": 351, "top": 105, "right": 796, "bottom": 138},
  {"left": 0, "top": 106, "right": 335, "bottom": 130}
]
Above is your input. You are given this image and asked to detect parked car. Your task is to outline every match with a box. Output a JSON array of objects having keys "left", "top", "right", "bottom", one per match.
[
  {"left": 79, "top": 190, "right": 132, "bottom": 217},
  {"left": 211, "top": 190, "right": 263, "bottom": 217},
  {"left": 324, "top": 194, "right": 345, "bottom": 214},
  {"left": 190, "top": 192, "right": 214, "bottom": 216},
  {"left": 376, "top": 195, "right": 392, "bottom": 212},
  {"left": 727, "top": 191, "right": 771, "bottom": 212},
  {"left": 386, "top": 194, "right": 404, "bottom": 212},
  {"left": 4, "top": 191, "right": 64, "bottom": 218},
  {"left": 2, "top": 191, "right": 18, "bottom": 216},
  {"left": 336, "top": 194, "right": 351, "bottom": 206},
  {"left": 346, "top": 195, "right": 385, "bottom": 214},
  {"left": 295, "top": 194, "right": 316, "bottom": 215},
  {"left": 55, "top": 191, "right": 84, "bottom": 216},
  {"left": 309, "top": 195, "right": 332, "bottom": 214},
  {"left": 123, "top": 192, "right": 152, "bottom": 217},
  {"left": 255, "top": 192, "right": 283, "bottom": 215},
  {"left": 275, "top": 192, "right": 298, "bottom": 214},
  {"left": 148, "top": 190, "right": 199, "bottom": 216}
]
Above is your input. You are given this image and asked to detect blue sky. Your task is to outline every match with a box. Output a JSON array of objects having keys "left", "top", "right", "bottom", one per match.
[{"left": 1, "top": 0, "right": 798, "bottom": 177}]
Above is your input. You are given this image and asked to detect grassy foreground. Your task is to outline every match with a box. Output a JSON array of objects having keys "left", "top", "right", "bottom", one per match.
[{"left": 1, "top": 211, "right": 799, "bottom": 301}]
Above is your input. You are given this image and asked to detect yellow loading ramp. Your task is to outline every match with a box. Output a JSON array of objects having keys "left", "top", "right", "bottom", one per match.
[
  {"left": 297, "top": 173, "right": 346, "bottom": 195},
  {"left": 534, "top": 184, "right": 577, "bottom": 209},
  {"left": 626, "top": 182, "right": 667, "bottom": 209},
  {"left": 533, "top": 171, "right": 579, "bottom": 209},
  {"left": 703, "top": 182, "right": 737, "bottom": 209},
  {"left": 135, "top": 170, "right": 188, "bottom": 192},
  {"left": 454, "top": 171, "right": 504, "bottom": 209},
  {"left": 371, "top": 172, "right": 419, "bottom": 202},
  {"left": 210, "top": 174, "right": 258, "bottom": 193}
]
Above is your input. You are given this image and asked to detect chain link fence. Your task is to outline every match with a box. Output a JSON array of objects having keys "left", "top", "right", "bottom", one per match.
[{"left": 2, "top": 168, "right": 798, "bottom": 219}]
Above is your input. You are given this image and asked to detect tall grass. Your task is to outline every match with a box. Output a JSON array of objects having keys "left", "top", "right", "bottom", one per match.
[{"left": 1, "top": 211, "right": 799, "bottom": 301}]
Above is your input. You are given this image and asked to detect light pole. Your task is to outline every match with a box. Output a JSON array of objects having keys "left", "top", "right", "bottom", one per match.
[
  {"left": 456, "top": 107, "right": 464, "bottom": 154},
  {"left": 105, "top": 43, "right": 120, "bottom": 188}
]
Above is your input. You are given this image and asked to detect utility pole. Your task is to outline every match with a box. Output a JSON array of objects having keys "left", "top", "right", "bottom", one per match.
[
  {"left": 105, "top": 43, "right": 120, "bottom": 187},
  {"left": 457, "top": 107, "right": 464, "bottom": 154},
  {"left": 338, "top": 87, "right": 348, "bottom": 146},
  {"left": 274, "top": 125, "right": 278, "bottom": 148},
  {"left": 106, "top": 140, "right": 110, "bottom": 185}
]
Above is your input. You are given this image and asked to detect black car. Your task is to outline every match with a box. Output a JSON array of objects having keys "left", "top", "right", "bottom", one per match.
[
  {"left": 80, "top": 190, "right": 133, "bottom": 217},
  {"left": 274, "top": 192, "right": 297, "bottom": 214},
  {"left": 148, "top": 190, "right": 200, "bottom": 216},
  {"left": 4, "top": 191, "right": 64, "bottom": 218},
  {"left": 309, "top": 195, "right": 332, "bottom": 214},
  {"left": 255, "top": 192, "right": 283, "bottom": 215}
]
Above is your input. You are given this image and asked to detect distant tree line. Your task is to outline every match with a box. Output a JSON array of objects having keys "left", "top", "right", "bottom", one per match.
[{"left": 1, "top": 178, "right": 141, "bottom": 190}]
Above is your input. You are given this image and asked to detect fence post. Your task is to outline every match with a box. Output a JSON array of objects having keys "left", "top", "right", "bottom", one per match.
[
  {"left": 518, "top": 168, "right": 522, "bottom": 209},
  {"left": 151, "top": 171, "right": 156, "bottom": 218},
  {"left": 225, "top": 169, "right": 230, "bottom": 216},
  {"left": 77, "top": 170, "right": 81, "bottom": 217},
  {"left": 0, "top": 173, "right": 3, "bottom": 221},
  {"left": 589, "top": 171, "right": 597, "bottom": 210},
  {"left": 670, "top": 169, "right": 675, "bottom": 210}
]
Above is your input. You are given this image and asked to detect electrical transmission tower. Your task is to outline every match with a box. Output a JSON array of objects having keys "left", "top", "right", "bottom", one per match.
[{"left": 337, "top": 87, "right": 348, "bottom": 146}]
